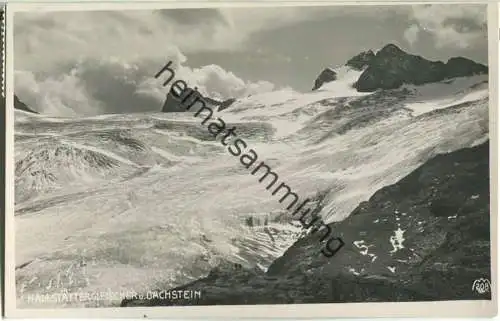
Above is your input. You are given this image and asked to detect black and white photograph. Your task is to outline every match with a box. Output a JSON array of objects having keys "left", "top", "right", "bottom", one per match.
[{"left": 4, "top": 1, "right": 497, "bottom": 317}]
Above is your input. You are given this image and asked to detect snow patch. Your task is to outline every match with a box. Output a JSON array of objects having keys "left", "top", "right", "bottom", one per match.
[{"left": 389, "top": 228, "right": 406, "bottom": 254}]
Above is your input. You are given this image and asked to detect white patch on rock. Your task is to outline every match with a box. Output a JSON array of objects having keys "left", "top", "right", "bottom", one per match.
[
  {"left": 353, "top": 240, "right": 374, "bottom": 256},
  {"left": 389, "top": 227, "right": 406, "bottom": 254},
  {"left": 348, "top": 267, "right": 361, "bottom": 276},
  {"left": 256, "top": 263, "right": 268, "bottom": 273}
]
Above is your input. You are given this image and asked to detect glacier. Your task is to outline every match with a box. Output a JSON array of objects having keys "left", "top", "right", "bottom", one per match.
[{"left": 14, "top": 66, "right": 489, "bottom": 308}]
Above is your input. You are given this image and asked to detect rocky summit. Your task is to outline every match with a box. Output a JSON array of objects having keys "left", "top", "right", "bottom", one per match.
[
  {"left": 312, "top": 43, "right": 488, "bottom": 92},
  {"left": 161, "top": 86, "right": 236, "bottom": 113},
  {"left": 345, "top": 49, "right": 375, "bottom": 70},
  {"left": 122, "top": 141, "right": 490, "bottom": 306}
]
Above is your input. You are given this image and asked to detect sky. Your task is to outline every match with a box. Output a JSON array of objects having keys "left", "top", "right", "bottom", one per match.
[{"left": 13, "top": 4, "right": 488, "bottom": 116}]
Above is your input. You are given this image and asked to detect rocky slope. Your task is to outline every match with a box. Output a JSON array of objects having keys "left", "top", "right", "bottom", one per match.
[
  {"left": 122, "top": 141, "right": 490, "bottom": 306},
  {"left": 313, "top": 44, "right": 488, "bottom": 92}
]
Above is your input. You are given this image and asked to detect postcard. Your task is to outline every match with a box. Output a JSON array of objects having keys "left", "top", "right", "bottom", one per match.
[{"left": 3, "top": 1, "right": 498, "bottom": 318}]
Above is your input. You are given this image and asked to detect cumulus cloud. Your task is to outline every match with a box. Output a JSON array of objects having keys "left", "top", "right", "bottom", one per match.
[
  {"left": 15, "top": 69, "right": 96, "bottom": 116},
  {"left": 14, "top": 8, "right": 292, "bottom": 116},
  {"left": 176, "top": 64, "right": 275, "bottom": 100},
  {"left": 15, "top": 52, "right": 277, "bottom": 116},
  {"left": 13, "top": 8, "right": 315, "bottom": 72},
  {"left": 404, "top": 4, "right": 486, "bottom": 48},
  {"left": 14, "top": 10, "right": 234, "bottom": 72},
  {"left": 403, "top": 24, "right": 420, "bottom": 47},
  {"left": 14, "top": 6, "right": 411, "bottom": 72}
]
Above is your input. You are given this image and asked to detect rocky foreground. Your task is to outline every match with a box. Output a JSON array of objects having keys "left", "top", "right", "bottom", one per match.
[{"left": 122, "top": 141, "right": 491, "bottom": 306}]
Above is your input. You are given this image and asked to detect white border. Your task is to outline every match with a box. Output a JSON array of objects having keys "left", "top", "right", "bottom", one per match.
[{"left": 4, "top": 1, "right": 499, "bottom": 318}]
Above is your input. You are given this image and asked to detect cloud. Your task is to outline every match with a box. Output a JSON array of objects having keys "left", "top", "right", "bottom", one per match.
[
  {"left": 14, "top": 6, "right": 411, "bottom": 72},
  {"left": 15, "top": 5, "right": 486, "bottom": 70},
  {"left": 15, "top": 51, "right": 277, "bottom": 116},
  {"left": 15, "top": 69, "right": 96, "bottom": 116},
  {"left": 14, "top": 9, "right": 281, "bottom": 116},
  {"left": 13, "top": 5, "right": 487, "bottom": 116},
  {"left": 156, "top": 8, "right": 228, "bottom": 27},
  {"left": 404, "top": 4, "right": 486, "bottom": 48},
  {"left": 14, "top": 9, "right": 241, "bottom": 72},
  {"left": 176, "top": 64, "right": 276, "bottom": 100},
  {"left": 403, "top": 24, "right": 420, "bottom": 46}
]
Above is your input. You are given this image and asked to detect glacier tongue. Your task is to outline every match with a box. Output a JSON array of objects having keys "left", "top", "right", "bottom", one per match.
[{"left": 14, "top": 74, "right": 489, "bottom": 307}]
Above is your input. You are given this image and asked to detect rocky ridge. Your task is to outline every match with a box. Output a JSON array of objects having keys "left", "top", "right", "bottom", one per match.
[{"left": 312, "top": 44, "right": 488, "bottom": 92}]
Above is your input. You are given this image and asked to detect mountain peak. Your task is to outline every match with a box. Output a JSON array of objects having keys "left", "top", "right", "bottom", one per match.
[
  {"left": 14, "top": 95, "right": 38, "bottom": 114},
  {"left": 378, "top": 43, "right": 405, "bottom": 55},
  {"left": 345, "top": 50, "right": 375, "bottom": 71},
  {"left": 161, "top": 86, "right": 236, "bottom": 112},
  {"left": 311, "top": 43, "right": 487, "bottom": 92},
  {"left": 352, "top": 44, "right": 487, "bottom": 92}
]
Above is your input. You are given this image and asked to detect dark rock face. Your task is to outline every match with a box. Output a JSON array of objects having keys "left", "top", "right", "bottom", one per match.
[
  {"left": 354, "top": 44, "right": 488, "bottom": 92},
  {"left": 445, "top": 57, "right": 489, "bottom": 79},
  {"left": 311, "top": 44, "right": 488, "bottom": 93},
  {"left": 122, "top": 141, "right": 490, "bottom": 306},
  {"left": 312, "top": 68, "right": 337, "bottom": 91},
  {"left": 346, "top": 50, "right": 375, "bottom": 70},
  {"left": 162, "top": 87, "right": 201, "bottom": 113},
  {"left": 14, "top": 95, "right": 37, "bottom": 114},
  {"left": 161, "top": 86, "right": 235, "bottom": 113},
  {"left": 217, "top": 98, "right": 236, "bottom": 112}
]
